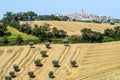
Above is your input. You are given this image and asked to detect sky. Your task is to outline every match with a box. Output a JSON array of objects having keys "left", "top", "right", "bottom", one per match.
[{"left": 0, "top": 0, "right": 120, "bottom": 19}]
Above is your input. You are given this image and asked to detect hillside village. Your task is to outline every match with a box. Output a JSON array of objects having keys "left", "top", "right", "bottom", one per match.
[{"left": 55, "top": 9, "right": 120, "bottom": 23}]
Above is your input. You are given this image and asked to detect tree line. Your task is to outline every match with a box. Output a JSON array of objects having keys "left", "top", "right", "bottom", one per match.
[
  {"left": 70, "top": 26, "right": 120, "bottom": 43},
  {"left": 2, "top": 11, "right": 66, "bottom": 21}
]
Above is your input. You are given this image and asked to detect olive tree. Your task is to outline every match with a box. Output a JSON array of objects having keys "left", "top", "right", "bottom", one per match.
[
  {"left": 28, "top": 71, "right": 35, "bottom": 78},
  {"left": 52, "top": 60, "right": 60, "bottom": 67},
  {"left": 45, "top": 42, "right": 50, "bottom": 48},
  {"left": 40, "top": 50, "right": 47, "bottom": 57},
  {"left": 34, "top": 59, "right": 42, "bottom": 66},
  {"left": 71, "top": 60, "right": 77, "bottom": 67},
  {"left": 9, "top": 71, "right": 15, "bottom": 78},
  {"left": 48, "top": 71, "right": 54, "bottom": 78},
  {"left": 5, "top": 75, "right": 11, "bottom": 80},
  {"left": 13, "top": 64, "right": 20, "bottom": 72},
  {"left": 62, "top": 38, "right": 69, "bottom": 46},
  {"left": 29, "top": 42, "right": 34, "bottom": 48}
]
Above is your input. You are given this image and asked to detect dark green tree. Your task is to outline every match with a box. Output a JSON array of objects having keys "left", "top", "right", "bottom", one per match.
[
  {"left": 52, "top": 27, "right": 60, "bottom": 38},
  {"left": 81, "top": 28, "right": 103, "bottom": 43},
  {"left": 0, "top": 23, "right": 7, "bottom": 36},
  {"left": 20, "top": 23, "right": 32, "bottom": 34},
  {"left": 81, "top": 28, "right": 93, "bottom": 42},
  {"left": 13, "top": 64, "right": 20, "bottom": 72},
  {"left": 110, "top": 22, "right": 115, "bottom": 25},
  {"left": 3, "top": 12, "right": 14, "bottom": 25},
  {"left": 40, "top": 50, "right": 47, "bottom": 57},
  {"left": 45, "top": 42, "right": 50, "bottom": 48},
  {"left": 52, "top": 60, "right": 59, "bottom": 67},
  {"left": 9, "top": 71, "right": 16, "bottom": 78},
  {"left": 29, "top": 42, "right": 34, "bottom": 48},
  {"left": 28, "top": 71, "right": 35, "bottom": 78},
  {"left": 62, "top": 38, "right": 69, "bottom": 46},
  {"left": 32, "top": 25, "right": 40, "bottom": 36},
  {"left": 16, "top": 35, "right": 23, "bottom": 44},
  {"left": 5, "top": 75, "right": 11, "bottom": 80},
  {"left": 59, "top": 30, "right": 67, "bottom": 38},
  {"left": 3, "top": 37, "right": 8, "bottom": 45},
  {"left": 71, "top": 60, "right": 77, "bottom": 67},
  {"left": 46, "top": 32, "right": 53, "bottom": 41},
  {"left": 25, "top": 11, "right": 37, "bottom": 20},
  {"left": 114, "top": 26, "right": 120, "bottom": 39},
  {"left": 92, "top": 32, "right": 103, "bottom": 43},
  {"left": 48, "top": 71, "right": 54, "bottom": 78},
  {"left": 104, "top": 29, "right": 115, "bottom": 37},
  {"left": 34, "top": 59, "right": 42, "bottom": 66}
]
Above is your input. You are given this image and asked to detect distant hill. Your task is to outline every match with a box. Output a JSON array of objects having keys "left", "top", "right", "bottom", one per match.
[{"left": 20, "top": 21, "right": 115, "bottom": 36}]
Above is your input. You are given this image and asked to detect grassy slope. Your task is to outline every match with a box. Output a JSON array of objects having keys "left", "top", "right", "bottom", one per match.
[{"left": 7, "top": 26, "right": 38, "bottom": 39}]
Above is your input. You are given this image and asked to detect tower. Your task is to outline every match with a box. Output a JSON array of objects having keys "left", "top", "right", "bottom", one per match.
[
  {"left": 55, "top": 12, "right": 60, "bottom": 17},
  {"left": 80, "top": 9, "right": 84, "bottom": 15}
]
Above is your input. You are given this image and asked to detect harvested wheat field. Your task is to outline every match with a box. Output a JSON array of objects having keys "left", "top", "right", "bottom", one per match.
[
  {"left": 0, "top": 41, "right": 120, "bottom": 80},
  {"left": 20, "top": 21, "right": 115, "bottom": 35}
]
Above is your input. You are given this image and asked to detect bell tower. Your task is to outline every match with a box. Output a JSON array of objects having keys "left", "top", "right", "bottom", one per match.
[{"left": 80, "top": 9, "right": 84, "bottom": 15}]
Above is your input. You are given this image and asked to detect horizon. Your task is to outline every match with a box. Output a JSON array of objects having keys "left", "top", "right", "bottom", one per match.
[{"left": 0, "top": 0, "right": 120, "bottom": 19}]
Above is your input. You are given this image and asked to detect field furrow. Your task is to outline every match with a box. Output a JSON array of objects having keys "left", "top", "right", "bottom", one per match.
[
  {"left": 1, "top": 42, "right": 120, "bottom": 80},
  {"left": 65, "top": 65, "right": 120, "bottom": 80},
  {"left": 35, "top": 47, "right": 58, "bottom": 80},
  {"left": 0, "top": 48, "right": 23, "bottom": 80},
  {"left": 55, "top": 46, "right": 71, "bottom": 75}
]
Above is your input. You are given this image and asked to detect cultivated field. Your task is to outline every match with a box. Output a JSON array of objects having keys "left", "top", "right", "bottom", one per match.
[
  {"left": 0, "top": 41, "right": 120, "bottom": 80},
  {"left": 20, "top": 21, "right": 115, "bottom": 35}
]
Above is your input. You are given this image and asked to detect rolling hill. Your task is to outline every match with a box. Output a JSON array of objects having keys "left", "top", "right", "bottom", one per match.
[
  {"left": 6, "top": 26, "right": 38, "bottom": 39},
  {"left": 20, "top": 21, "right": 115, "bottom": 36}
]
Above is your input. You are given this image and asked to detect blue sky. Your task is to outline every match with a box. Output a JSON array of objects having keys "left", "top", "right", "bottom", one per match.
[{"left": 0, "top": 0, "right": 120, "bottom": 19}]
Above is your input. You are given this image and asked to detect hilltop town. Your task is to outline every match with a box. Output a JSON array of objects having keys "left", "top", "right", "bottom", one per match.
[{"left": 55, "top": 9, "right": 120, "bottom": 23}]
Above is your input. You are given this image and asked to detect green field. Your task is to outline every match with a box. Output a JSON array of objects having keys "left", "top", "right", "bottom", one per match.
[{"left": 6, "top": 26, "right": 38, "bottom": 39}]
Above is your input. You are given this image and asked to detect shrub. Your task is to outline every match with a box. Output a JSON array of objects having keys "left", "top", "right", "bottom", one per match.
[
  {"left": 69, "top": 36, "right": 82, "bottom": 43},
  {"left": 48, "top": 71, "right": 54, "bottom": 78},
  {"left": 29, "top": 42, "right": 34, "bottom": 48},
  {"left": 103, "top": 36, "right": 115, "bottom": 42},
  {"left": 40, "top": 50, "right": 47, "bottom": 57},
  {"left": 45, "top": 42, "right": 50, "bottom": 48},
  {"left": 13, "top": 64, "right": 20, "bottom": 72},
  {"left": 3, "top": 37, "right": 9, "bottom": 45},
  {"left": 28, "top": 71, "right": 35, "bottom": 78},
  {"left": 16, "top": 35, "right": 23, "bottom": 45},
  {"left": 9, "top": 71, "right": 15, "bottom": 78},
  {"left": 5, "top": 75, "right": 11, "bottom": 80},
  {"left": 62, "top": 38, "right": 69, "bottom": 46},
  {"left": 71, "top": 60, "right": 77, "bottom": 67},
  {"left": 110, "top": 22, "right": 115, "bottom": 25},
  {"left": 52, "top": 60, "right": 60, "bottom": 67},
  {"left": 5, "top": 32, "right": 11, "bottom": 36},
  {"left": 34, "top": 59, "right": 42, "bottom": 66}
]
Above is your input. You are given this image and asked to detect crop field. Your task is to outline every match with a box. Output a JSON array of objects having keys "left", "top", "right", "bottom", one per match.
[
  {"left": 20, "top": 21, "right": 115, "bottom": 35},
  {"left": 0, "top": 41, "right": 120, "bottom": 80}
]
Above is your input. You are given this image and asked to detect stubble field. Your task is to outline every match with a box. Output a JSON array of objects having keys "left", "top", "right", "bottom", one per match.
[
  {"left": 20, "top": 21, "right": 115, "bottom": 36},
  {"left": 0, "top": 41, "right": 120, "bottom": 80}
]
